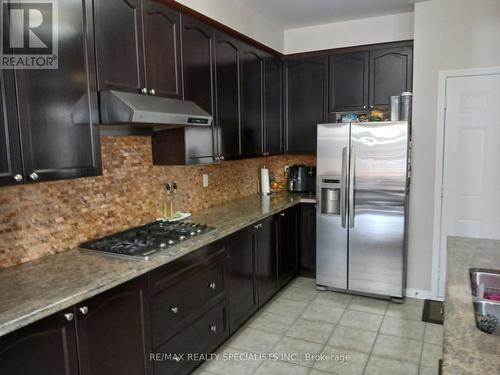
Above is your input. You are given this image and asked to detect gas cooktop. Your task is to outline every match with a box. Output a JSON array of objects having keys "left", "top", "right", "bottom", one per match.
[{"left": 80, "top": 221, "right": 215, "bottom": 260}]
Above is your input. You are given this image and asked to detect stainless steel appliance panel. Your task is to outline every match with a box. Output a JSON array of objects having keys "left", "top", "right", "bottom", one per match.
[
  {"left": 348, "top": 121, "right": 408, "bottom": 297},
  {"left": 316, "top": 123, "right": 349, "bottom": 289}
]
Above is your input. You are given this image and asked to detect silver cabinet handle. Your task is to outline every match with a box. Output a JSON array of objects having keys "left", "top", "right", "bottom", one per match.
[
  {"left": 170, "top": 306, "right": 179, "bottom": 314},
  {"left": 363, "top": 105, "right": 367, "bottom": 109},
  {"left": 149, "top": 88, "right": 156, "bottom": 95},
  {"left": 214, "top": 156, "right": 220, "bottom": 161},
  {"left": 29, "top": 172, "right": 38, "bottom": 181},
  {"left": 279, "top": 213, "right": 285, "bottom": 217},
  {"left": 140, "top": 88, "right": 148, "bottom": 94},
  {"left": 370, "top": 105, "right": 374, "bottom": 109},
  {"left": 79, "top": 306, "right": 88, "bottom": 315},
  {"left": 13, "top": 174, "right": 23, "bottom": 182},
  {"left": 64, "top": 312, "right": 74, "bottom": 321},
  {"left": 220, "top": 156, "right": 225, "bottom": 161},
  {"left": 209, "top": 282, "right": 216, "bottom": 290},
  {"left": 253, "top": 223, "right": 263, "bottom": 230},
  {"left": 209, "top": 324, "right": 217, "bottom": 333}
]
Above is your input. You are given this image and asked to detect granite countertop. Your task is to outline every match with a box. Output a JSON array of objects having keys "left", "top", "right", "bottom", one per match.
[
  {"left": 0, "top": 192, "right": 315, "bottom": 338},
  {"left": 443, "top": 236, "right": 500, "bottom": 374}
]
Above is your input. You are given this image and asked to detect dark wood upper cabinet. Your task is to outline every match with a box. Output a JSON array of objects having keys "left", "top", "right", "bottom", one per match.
[
  {"left": 0, "top": 71, "right": 22, "bottom": 186},
  {"left": 263, "top": 57, "right": 283, "bottom": 155},
  {"left": 226, "top": 226, "right": 257, "bottom": 333},
  {"left": 143, "top": 0, "right": 182, "bottom": 98},
  {"left": 329, "top": 51, "right": 369, "bottom": 113},
  {"left": 0, "top": 310, "right": 79, "bottom": 375},
  {"left": 285, "top": 57, "right": 328, "bottom": 154},
  {"left": 369, "top": 46, "right": 413, "bottom": 108},
  {"left": 240, "top": 46, "right": 264, "bottom": 157},
  {"left": 14, "top": 0, "right": 101, "bottom": 183},
  {"left": 181, "top": 14, "right": 215, "bottom": 115},
  {"left": 256, "top": 216, "right": 279, "bottom": 306},
  {"left": 94, "top": 0, "right": 145, "bottom": 93},
  {"left": 214, "top": 31, "right": 241, "bottom": 160},
  {"left": 76, "top": 277, "right": 151, "bottom": 375}
]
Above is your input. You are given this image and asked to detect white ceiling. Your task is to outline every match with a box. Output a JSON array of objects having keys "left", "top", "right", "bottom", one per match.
[{"left": 240, "top": 0, "right": 416, "bottom": 29}]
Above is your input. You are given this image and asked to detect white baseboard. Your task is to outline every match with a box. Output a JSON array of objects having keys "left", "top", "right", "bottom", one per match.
[{"left": 405, "top": 288, "right": 444, "bottom": 301}]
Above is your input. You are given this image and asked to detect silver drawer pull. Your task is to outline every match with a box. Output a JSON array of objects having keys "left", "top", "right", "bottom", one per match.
[
  {"left": 79, "top": 306, "right": 89, "bottom": 315},
  {"left": 209, "top": 324, "right": 217, "bottom": 333},
  {"left": 64, "top": 312, "right": 74, "bottom": 321},
  {"left": 209, "top": 282, "right": 216, "bottom": 290},
  {"left": 279, "top": 213, "right": 285, "bottom": 217},
  {"left": 170, "top": 306, "right": 179, "bottom": 314}
]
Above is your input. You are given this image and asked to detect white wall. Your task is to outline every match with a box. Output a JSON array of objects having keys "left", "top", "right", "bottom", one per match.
[
  {"left": 284, "top": 12, "right": 414, "bottom": 54},
  {"left": 407, "top": 0, "right": 500, "bottom": 297},
  {"left": 175, "top": 0, "right": 284, "bottom": 52}
]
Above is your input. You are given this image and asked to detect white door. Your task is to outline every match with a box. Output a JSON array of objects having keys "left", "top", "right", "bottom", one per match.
[{"left": 439, "top": 72, "right": 500, "bottom": 297}]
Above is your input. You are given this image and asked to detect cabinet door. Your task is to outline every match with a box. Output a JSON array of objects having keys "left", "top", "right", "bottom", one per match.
[
  {"left": 76, "top": 277, "right": 151, "bottom": 375},
  {"left": 256, "top": 216, "right": 279, "bottom": 306},
  {"left": 0, "top": 310, "right": 79, "bottom": 375},
  {"left": 264, "top": 58, "right": 283, "bottom": 155},
  {"left": 285, "top": 57, "right": 328, "bottom": 154},
  {"left": 369, "top": 46, "right": 413, "bottom": 108},
  {"left": 226, "top": 226, "right": 257, "bottom": 333},
  {"left": 143, "top": 0, "right": 182, "bottom": 98},
  {"left": 0, "top": 71, "right": 22, "bottom": 186},
  {"left": 299, "top": 203, "right": 317, "bottom": 277},
  {"left": 278, "top": 207, "right": 299, "bottom": 286},
  {"left": 329, "top": 52, "right": 369, "bottom": 112},
  {"left": 94, "top": 0, "right": 145, "bottom": 93},
  {"left": 215, "top": 31, "right": 241, "bottom": 160},
  {"left": 15, "top": 0, "right": 101, "bottom": 183},
  {"left": 240, "top": 47, "right": 264, "bottom": 157},
  {"left": 181, "top": 15, "right": 215, "bottom": 161}
]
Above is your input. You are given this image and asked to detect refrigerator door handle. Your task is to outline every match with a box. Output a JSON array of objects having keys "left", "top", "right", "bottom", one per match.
[
  {"left": 341, "top": 146, "right": 348, "bottom": 228},
  {"left": 349, "top": 146, "right": 355, "bottom": 228}
]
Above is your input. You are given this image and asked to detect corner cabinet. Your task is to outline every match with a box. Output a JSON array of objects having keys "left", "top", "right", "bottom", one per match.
[
  {"left": 94, "top": 0, "right": 182, "bottom": 98},
  {"left": 0, "top": 0, "right": 101, "bottom": 186},
  {"left": 285, "top": 57, "right": 328, "bottom": 154},
  {"left": 0, "top": 277, "right": 150, "bottom": 375}
]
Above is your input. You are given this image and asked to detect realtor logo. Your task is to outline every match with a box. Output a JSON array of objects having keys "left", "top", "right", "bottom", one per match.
[{"left": 1, "top": 0, "right": 58, "bottom": 69}]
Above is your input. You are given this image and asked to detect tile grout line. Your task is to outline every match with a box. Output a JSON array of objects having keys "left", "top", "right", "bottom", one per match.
[{"left": 360, "top": 300, "right": 389, "bottom": 375}]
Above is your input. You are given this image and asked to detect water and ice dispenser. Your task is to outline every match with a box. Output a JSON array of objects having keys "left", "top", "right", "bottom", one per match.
[{"left": 319, "top": 176, "right": 342, "bottom": 215}]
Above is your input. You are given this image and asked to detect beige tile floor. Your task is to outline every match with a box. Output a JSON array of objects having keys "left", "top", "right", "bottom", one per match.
[{"left": 197, "top": 277, "right": 443, "bottom": 375}]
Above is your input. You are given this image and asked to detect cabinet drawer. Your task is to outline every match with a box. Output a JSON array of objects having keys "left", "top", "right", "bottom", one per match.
[
  {"left": 152, "top": 300, "right": 228, "bottom": 375},
  {"left": 151, "top": 261, "right": 226, "bottom": 347}
]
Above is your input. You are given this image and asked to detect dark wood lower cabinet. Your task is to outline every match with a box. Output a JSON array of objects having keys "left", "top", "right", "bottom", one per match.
[
  {"left": 152, "top": 300, "right": 228, "bottom": 375},
  {"left": 0, "top": 277, "right": 150, "bottom": 375},
  {"left": 298, "top": 203, "right": 317, "bottom": 277},
  {"left": 278, "top": 206, "right": 300, "bottom": 286},
  {"left": 256, "top": 216, "right": 279, "bottom": 306},
  {"left": 0, "top": 310, "right": 79, "bottom": 375},
  {"left": 76, "top": 277, "right": 151, "bottom": 375},
  {"left": 226, "top": 226, "right": 258, "bottom": 333}
]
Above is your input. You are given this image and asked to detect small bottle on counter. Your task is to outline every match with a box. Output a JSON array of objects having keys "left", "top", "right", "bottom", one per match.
[{"left": 163, "top": 183, "right": 173, "bottom": 220}]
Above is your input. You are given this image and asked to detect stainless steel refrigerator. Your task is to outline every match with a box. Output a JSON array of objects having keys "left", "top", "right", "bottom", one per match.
[{"left": 316, "top": 121, "right": 410, "bottom": 299}]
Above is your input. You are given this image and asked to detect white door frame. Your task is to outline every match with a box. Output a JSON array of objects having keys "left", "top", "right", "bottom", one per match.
[{"left": 431, "top": 66, "right": 500, "bottom": 299}]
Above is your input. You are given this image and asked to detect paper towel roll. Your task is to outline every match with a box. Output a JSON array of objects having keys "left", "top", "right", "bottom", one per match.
[{"left": 260, "top": 167, "right": 270, "bottom": 195}]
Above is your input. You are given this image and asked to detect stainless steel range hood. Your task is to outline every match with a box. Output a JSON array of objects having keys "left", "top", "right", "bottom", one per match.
[{"left": 100, "top": 90, "right": 213, "bottom": 127}]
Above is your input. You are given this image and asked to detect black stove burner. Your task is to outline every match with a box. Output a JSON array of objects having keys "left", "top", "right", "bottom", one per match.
[{"left": 80, "top": 221, "right": 215, "bottom": 260}]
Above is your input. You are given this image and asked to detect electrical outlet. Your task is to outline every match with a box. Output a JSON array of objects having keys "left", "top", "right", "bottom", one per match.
[{"left": 202, "top": 174, "right": 209, "bottom": 188}]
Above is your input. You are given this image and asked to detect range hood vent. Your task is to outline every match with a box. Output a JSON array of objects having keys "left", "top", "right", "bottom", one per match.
[{"left": 100, "top": 90, "right": 213, "bottom": 127}]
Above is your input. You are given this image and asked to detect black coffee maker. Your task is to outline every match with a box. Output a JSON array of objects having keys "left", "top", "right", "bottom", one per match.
[{"left": 287, "top": 165, "right": 316, "bottom": 193}]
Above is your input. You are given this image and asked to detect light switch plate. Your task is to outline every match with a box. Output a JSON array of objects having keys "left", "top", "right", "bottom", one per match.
[{"left": 202, "top": 174, "right": 209, "bottom": 187}]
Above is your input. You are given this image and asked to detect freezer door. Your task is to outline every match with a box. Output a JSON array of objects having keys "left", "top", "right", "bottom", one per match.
[
  {"left": 316, "top": 123, "right": 349, "bottom": 289},
  {"left": 348, "top": 121, "right": 408, "bottom": 297}
]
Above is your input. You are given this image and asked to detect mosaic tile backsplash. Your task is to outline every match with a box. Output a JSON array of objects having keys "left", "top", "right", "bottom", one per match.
[{"left": 0, "top": 136, "right": 315, "bottom": 268}]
